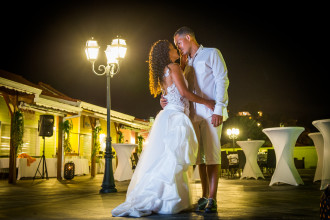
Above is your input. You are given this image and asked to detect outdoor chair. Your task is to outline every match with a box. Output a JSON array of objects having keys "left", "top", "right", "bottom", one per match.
[
  {"left": 221, "top": 151, "right": 239, "bottom": 178},
  {"left": 228, "top": 152, "right": 239, "bottom": 178},
  {"left": 294, "top": 157, "right": 305, "bottom": 169},
  {"left": 257, "top": 153, "right": 267, "bottom": 173},
  {"left": 237, "top": 150, "right": 246, "bottom": 177},
  {"left": 131, "top": 152, "right": 139, "bottom": 170},
  {"left": 220, "top": 151, "right": 230, "bottom": 178},
  {"left": 266, "top": 149, "right": 276, "bottom": 175}
]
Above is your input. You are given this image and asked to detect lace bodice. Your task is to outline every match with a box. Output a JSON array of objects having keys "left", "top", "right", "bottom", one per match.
[{"left": 162, "top": 69, "right": 189, "bottom": 115}]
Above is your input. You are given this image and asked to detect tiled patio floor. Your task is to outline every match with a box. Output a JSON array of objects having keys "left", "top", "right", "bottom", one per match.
[{"left": 0, "top": 169, "right": 322, "bottom": 219}]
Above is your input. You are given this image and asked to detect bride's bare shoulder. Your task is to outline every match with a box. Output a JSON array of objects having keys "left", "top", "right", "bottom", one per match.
[
  {"left": 168, "top": 63, "right": 180, "bottom": 68},
  {"left": 167, "top": 63, "right": 181, "bottom": 74}
]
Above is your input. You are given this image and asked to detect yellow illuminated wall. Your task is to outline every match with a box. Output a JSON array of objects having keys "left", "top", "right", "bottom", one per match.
[
  {"left": 1, "top": 96, "right": 124, "bottom": 160},
  {"left": 79, "top": 115, "right": 92, "bottom": 158},
  {"left": 76, "top": 115, "right": 118, "bottom": 162},
  {"left": 99, "top": 119, "right": 117, "bottom": 143},
  {"left": 0, "top": 96, "right": 57, "bottom": 158},
  {"left": 0, "top": 97, "right": 11, "bottom": 156},
  {"left": 120, "top": 129, "right": 136, "bottom": 144},
  {"left": 0, "top": 96, "right": 11, "bottom": 123},
  {"left": 66, "top": 116, "right": 79, "bottom": 154}
]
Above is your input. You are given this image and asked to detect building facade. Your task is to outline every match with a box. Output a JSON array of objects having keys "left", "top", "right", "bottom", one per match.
[{"left": 0, "top": 70, "right": 151, "bottom": 181}]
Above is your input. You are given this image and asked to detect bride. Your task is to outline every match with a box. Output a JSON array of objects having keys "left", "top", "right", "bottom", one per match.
[{"left": 111, "top": 40, "right": 214, "bottom": 217}]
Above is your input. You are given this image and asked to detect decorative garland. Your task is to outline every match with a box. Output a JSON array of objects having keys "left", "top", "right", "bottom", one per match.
[
  {"left": 61, "top": 120, "right": 73, "bottom": 153},
  {"left": 11, "top": 110, "right": 24, "bottom": 152},
  {"left": 92, "top": 126, "right": 102, "bottom": 158},
  {"left": 137, "top": 135, "right": 144, "bottom": 155},
  {"left": 118, "top": 130, "right": 124, "bottom": 143}
]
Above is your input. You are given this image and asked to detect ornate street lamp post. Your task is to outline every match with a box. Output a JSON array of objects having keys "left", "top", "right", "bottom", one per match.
[
  {"left": 227, "top": 128, "right": 239, "bottom": 152},
  {"left": 85, "top": 36, "right": 127, "bottom": 193}
]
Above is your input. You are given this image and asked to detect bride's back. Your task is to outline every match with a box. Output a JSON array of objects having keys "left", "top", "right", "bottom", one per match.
[
  {"left": 161, "top": 66, "right": 174, "bottom": 94},
  {"left": 161, "top": 66, "right": 189, "bottom": 114}
]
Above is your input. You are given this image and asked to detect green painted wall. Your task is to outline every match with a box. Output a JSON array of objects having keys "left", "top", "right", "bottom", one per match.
[{"left": 222, "top": 146, "right": 318, "bottom": 169}]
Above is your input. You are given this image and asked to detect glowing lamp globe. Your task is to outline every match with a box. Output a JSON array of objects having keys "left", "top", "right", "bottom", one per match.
[
  {"left": 105, "top": 37, "right": 127, "bottom": 64},
  {"left": 227, "top": 128, "right": 239, "bottom": 136},
  {"left": 85, "top": 38, "right": 100, "bottom": 61}
]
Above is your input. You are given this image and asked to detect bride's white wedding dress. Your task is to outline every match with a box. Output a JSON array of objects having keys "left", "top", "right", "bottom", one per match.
[{"left": 111, "top": 69, "right": 198, "bottom": 217}]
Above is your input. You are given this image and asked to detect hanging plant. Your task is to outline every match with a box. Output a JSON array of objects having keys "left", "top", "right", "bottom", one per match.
[
  {"left": 11, "top": 110, "right": 24, "bottom": 152},
  {"left": 118, "top": 130, "right": 124, "bottom": 143},
  {"left": 60, "top": 120, "right": 73, "bottom": 153},
  {"left": 92, "top": 126, "right": 102, "bottom": 158},
  {"left": 137, "top": 135, "right": 144, "bottom": 155}
]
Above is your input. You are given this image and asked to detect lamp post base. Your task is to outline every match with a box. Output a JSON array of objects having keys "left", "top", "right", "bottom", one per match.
[
  {"left": 99, "top": 155, "right": 117, "bottom": 193},
  {"left": 100, "top": 188, "right": 117, "bottom": 193},
  {"left": 99, "top": 138, "right": 117, "bottom": 194}
]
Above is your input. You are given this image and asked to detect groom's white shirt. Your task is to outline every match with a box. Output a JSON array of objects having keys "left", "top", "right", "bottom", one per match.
[{"left": 185, "top": 45, "right": 229, "bottom": 122}]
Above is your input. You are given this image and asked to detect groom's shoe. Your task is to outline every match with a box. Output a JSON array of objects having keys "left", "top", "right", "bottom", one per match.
[
  {"left": 205, "top": 198, "right": 217, "bottom": 213},
  {"left": 195, "top": 197, "right": 208, "bottom": 211}
]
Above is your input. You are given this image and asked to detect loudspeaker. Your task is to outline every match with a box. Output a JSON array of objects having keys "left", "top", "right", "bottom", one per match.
[{"left": 38, "top": 115, "right": 54, "bottom": 137}]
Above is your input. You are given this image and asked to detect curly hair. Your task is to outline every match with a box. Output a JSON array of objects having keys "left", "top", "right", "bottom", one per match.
[{"left": 148, "top": 40, "right": 171, "bottom": 97}]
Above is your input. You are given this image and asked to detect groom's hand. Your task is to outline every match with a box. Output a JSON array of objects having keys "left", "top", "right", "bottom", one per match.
[
  {"left": 211, "top": 114, "right": 223, "bottom": 127},
  {"left": 180, "top": 53, "right": 188, "bottom": 70},
  {"left": 160, "top": 95, "right": 168, "bottom": 109}
]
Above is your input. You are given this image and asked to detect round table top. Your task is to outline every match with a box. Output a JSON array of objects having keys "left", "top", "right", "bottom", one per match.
[
  {"left": 112, "top": 143, "right": 138, "bottom": 147},
  {"left": 308, "top": 132, "right": 321, "bottom": 137},
  {"left": 262, "top": 127, "right": 304, "bottom": 132},
  {"left": 312, "top": 119, "right": 330, "bottom": 125},
  {"left": 236, "top": 140, "right": 265, "bottom": 149},
  {"left": 236, "top": 140, "right": 265, "bottom": 144}
]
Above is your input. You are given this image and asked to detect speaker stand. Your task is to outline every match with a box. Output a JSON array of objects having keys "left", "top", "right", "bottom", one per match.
[{"left": 33, "top": 136, "right": 49, "bottom": 180}]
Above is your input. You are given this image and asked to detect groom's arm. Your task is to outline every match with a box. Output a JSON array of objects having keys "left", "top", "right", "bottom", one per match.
[
  {"left": 160, "top": 95, "right": 168, "bottom": 109},
  {"left": 211, "top": 49, "right": 229, "bottom": 126},
  {"left": 180, "top": 54, "right": 188, "bottom": 70}
]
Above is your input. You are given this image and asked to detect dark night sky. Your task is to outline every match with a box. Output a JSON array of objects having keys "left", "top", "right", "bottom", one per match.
[{"left": 1, "top": 2, "right": 328, "bottom": 129}]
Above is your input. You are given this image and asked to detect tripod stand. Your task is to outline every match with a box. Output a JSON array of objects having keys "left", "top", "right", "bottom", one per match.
[{"left": 33, "top": 136, "right": 48, "bottom": 180}]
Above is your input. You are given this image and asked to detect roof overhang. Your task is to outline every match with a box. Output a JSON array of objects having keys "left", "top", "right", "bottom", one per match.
[
  {"left": 0, "top": 77, "right": 42, "bottom": 95},
  {"left": 34, "top": 96, "right": 82, "bottom": 113}
]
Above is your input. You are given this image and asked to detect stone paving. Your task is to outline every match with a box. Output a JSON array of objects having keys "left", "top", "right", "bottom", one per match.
[{"left": 0, "top": 169, "right": 322, "bottom": 219}]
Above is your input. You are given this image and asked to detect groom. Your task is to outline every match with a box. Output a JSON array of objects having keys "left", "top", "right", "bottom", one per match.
[{"left": 165, "top": 26, "right": 229, "bottom": 213}]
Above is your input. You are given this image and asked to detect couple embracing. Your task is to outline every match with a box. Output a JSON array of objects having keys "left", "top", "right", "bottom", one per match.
[{"left": 112, "top": 26, "right": 229, "bottom": 217}]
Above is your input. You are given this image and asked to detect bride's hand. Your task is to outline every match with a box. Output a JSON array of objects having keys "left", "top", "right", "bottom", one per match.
[
  {"left": 180, "top": 53, "right": 188, "bottom": 70},
  {"left": 205, "top": 100, "right": 215, "bottom": 111}
]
